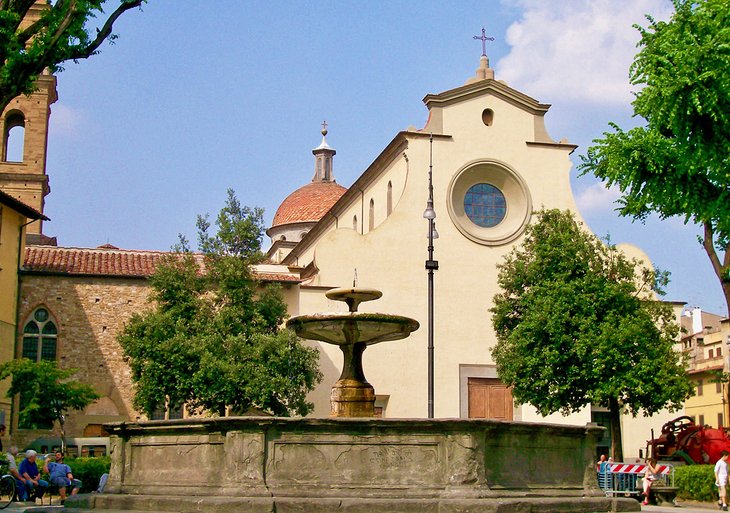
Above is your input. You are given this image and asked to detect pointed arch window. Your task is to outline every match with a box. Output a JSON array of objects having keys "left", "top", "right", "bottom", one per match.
[
  {"left": 387, "top": 181, "right": 393, "bottom": 216},
  {"left": 369, "top": 199, "right": 375, "bottom": 231},
  {"left": 353, "top": 215, "right": 358, "bottom": 231},
  {"left": 22, "top": 307, "right": 57, "bottom": 362}
]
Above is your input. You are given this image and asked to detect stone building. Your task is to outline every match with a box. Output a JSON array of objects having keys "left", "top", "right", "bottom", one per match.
[
  {"left": 0, "top": 2, "right": 56, "bottom": 242},
  {"left": 12, "top": 245, "right": 301, "bottom": 445}
]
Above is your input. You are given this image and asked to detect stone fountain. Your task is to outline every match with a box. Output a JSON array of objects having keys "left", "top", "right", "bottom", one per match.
[
  {"left": 68, "top": 285, "right": 639, "bottom": 512},
  {"left": 286, "top": 286, "right": 419, "bottom": 417}
]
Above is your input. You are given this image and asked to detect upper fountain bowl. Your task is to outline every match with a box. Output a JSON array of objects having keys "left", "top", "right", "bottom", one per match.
[{"left": 286, "top": 312, "right": 420, "bottom": 346}]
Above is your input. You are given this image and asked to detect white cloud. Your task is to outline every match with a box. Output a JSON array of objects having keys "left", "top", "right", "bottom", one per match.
[
  {"left": 49, "top": 103, "right": 86, "bottom": 139},
  {"left": 497, "top": 0, "right": 673, "bottom": 106},
  {"left": 575, "top": 182, "right": 621, "bottom": 213}
]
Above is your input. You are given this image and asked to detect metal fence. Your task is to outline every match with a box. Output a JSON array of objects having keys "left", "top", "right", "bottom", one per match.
[{"left": 597, "top": 462, "right": 675, "bottom": 497}]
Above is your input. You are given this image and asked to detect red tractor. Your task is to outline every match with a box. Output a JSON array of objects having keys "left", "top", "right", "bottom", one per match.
[{"left": 648, "top": 415, "right": 730, "bottom": 464}]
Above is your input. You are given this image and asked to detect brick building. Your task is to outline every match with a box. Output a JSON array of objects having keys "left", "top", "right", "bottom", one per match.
[{"left": 12, "top": 245, "right": 301, "bottom": 445}]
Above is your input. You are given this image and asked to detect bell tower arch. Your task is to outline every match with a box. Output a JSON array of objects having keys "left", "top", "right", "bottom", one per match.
[{"left": 0, "top": 1, "right": 58, "bottom": 237}]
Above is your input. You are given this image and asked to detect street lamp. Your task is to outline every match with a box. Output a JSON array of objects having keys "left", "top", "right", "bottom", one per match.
[{"left": 423, "top": 134, "right": 438, "bottom": 419}]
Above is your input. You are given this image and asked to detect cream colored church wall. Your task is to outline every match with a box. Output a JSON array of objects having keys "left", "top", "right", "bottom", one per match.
[{"left": 304, "top": 112, "right": 580, "bottom": 419}]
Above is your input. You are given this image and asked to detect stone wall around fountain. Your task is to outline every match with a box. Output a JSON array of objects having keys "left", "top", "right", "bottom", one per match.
[{"left": 67, "top": 416, "right": 639, "bottom": 512}]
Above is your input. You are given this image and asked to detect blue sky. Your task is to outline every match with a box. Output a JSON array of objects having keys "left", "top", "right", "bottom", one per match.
[{"left": 42, "top": 0, "right": 726, "bottom": 315}]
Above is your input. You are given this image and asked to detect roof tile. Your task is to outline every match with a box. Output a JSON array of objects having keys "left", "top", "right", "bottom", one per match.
[
  {"left": 23, "top": 246, "right": 302, "bottom": 282},
  {"left": 272, "top": 181, "right": 347, "bottom": 227}
]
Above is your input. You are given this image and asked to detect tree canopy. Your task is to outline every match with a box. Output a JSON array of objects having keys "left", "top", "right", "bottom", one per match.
[
  {"left": 579, "top": 0, "right": 730, "bottom": 315},
  {"left": 118, "top": 189, "right": 322, "bottom": 418},
  {"left": 0, "top": 358, "right": 100, "bottom": 430},
  {"left": 0, "top": 0, "right": 144, "bottom": 112},
  {"left": 490, "top": 209, "right": 693, "bottom": 461}
]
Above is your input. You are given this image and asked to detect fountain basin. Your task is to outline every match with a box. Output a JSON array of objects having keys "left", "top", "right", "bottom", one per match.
[
  {"left": 286, "top": 313, "right": 420, "bottom": 346},
  {"left": 67, "top": 417, "right": 639, "bottom": 512}
]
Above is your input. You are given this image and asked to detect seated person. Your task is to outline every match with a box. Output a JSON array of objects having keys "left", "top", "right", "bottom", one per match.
[
  {"left": 5, "top": 446, "right": 27, "bottom": 501},
  {"left": 43, "top": 451, "right": 82, "bottom": 504},
  {"left": 18, "top": 450, "right": 48, "bottom": 502}
]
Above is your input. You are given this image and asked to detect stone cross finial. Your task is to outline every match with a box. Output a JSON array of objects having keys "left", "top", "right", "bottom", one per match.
[
  {"left": 473, "top": 27, "right": 494, "bottom": 57},
  {"left": 321, "top": 120, "right": 328, "bottom": 136}
]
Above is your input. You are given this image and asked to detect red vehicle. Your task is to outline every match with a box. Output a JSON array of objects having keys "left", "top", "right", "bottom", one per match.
[{"left": 648, "top": 415, "right": 730, "bottom": 464}]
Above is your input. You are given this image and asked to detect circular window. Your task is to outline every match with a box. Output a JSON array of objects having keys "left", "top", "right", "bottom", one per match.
[
  {"left": 447, "top": 160, "right": 531, "bottom": 246},
  {"left": 464, "top": 183, "right": 506, "bottom": 227},
  {"left": 34, "top": 308, "right": 49, "bottom": 322}
]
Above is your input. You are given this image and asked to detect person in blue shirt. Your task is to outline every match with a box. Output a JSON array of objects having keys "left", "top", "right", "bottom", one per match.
[
  {"left": 43, "top": 451, "right": 82, "bottom": 504},
  {"left": 18, "top": 450, "right": 48, "bottom": 502}
]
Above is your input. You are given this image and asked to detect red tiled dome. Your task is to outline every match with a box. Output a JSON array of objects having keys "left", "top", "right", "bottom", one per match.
[{"left": 272, "top": 181, "right": 347, "bottom": 227}]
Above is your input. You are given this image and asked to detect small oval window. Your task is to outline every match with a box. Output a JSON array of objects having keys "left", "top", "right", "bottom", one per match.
[{"left": 482, "top": 108, "right": 494, "bottom": 127}]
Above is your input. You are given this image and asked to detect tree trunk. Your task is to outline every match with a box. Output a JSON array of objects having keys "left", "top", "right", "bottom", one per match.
[
  {"left": 701, "top": 222, "right": 730, "bottom": 317},
  {"left": 609, "top": 397, "right": 624, "bottom": 462}
]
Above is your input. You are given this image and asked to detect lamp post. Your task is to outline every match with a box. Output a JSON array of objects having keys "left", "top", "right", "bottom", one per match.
[{"left": 423, "top": 134, "right": 438, "bottom": 419}]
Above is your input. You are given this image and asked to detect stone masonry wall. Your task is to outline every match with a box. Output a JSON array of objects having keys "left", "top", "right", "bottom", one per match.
[{"left": 15, "top": 273, "right": 153, "bottom": 444}]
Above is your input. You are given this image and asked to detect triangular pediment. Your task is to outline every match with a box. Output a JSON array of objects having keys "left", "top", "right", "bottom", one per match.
[{"left": 423, "top": 79, "right": 550, "bottom": 116}]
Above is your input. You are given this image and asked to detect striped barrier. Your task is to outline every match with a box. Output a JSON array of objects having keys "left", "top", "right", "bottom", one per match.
[{"left": 597, "top": 462, "right": 675, "bottom": 497}]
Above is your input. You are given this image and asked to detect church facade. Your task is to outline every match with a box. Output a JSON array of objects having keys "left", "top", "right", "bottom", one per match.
[
  {"left": 266, "top": 56, "right": 682, "bottom": 457},
  {"left": 271, "top": 56, "right": 583, "bottom": 421}
]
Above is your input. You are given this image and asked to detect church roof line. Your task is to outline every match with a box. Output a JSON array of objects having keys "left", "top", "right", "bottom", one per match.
[
  {"left": 281, "top": 130, "right": 452, "bottom": 266},
  {"left": 23, "top": 245, "right": 302, "bottom": 282},
  {"left": 423, "top": 78, "right": 551, "bottom": 116}
]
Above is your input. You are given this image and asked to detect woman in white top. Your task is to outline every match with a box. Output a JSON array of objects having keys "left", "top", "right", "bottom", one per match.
[{"left": 642, "top": 458, "right": 660, "bottom": 505}]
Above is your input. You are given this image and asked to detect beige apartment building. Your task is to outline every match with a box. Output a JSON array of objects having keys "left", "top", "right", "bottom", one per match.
[{"left": 682, "top": 307, "right": 730, "bottom": 428}]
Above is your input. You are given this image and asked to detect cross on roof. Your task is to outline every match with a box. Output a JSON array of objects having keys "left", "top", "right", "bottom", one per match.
[
  {"left": 473, "top": 27, "right": 494, "bottom": 57},
  {"left": 321, "top": 120, "right": 328, "bottom": 135}
]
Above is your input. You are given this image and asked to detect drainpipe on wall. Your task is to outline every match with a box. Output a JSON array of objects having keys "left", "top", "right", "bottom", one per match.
[{"left": 10, "top": 217, "right": 41, "bottom": 433}]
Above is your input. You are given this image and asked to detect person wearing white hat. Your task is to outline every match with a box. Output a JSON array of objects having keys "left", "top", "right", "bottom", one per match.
[{"left": 18, "top": 450, "right": 48, "bottom": 502}]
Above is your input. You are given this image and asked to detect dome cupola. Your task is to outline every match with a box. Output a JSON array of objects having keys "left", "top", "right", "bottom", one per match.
[{"left": 267, "top": 123, "right": 347, "bottom": 246}]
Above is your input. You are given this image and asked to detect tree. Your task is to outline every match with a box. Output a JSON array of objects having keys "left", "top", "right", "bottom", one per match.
[
  {"left": 490, "top": 209, "right": 694, "bottom": 461},
  {"left": 0, "top": 0, "right": 145, "bottom": 113},
  {"left": 579, "top": 0, "right": 730, "bottom": 316},
  {"left": 118, "top": 189, "right": 322, "bottom": 418},
  {"left": 0, "top": 359, "right": 100, "bottom": 449}
]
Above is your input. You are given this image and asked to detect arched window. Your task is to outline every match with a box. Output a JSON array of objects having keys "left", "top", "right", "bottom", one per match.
[
  {"left": 22, "top": 307, "right": 57, "bottom": 362},
  {"left": 369, "top": 199, "right": 375, "bottom": 231},
  {"left": 3, "top": 111, "right": 25, "bottom": 162},
  {"left": 387, "top": 181, "right": 393, "bottom": 216},
  {"left": 353, "top": 215, "right": 358, "bottom": 230}
]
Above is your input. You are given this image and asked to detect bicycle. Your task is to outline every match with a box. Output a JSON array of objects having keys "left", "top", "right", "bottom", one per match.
[{"left": 0, "top": 460, "right": 16, "bottom": 509}]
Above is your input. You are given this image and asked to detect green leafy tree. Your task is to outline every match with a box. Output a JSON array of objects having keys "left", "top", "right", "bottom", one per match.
[
  {"left": 119, "top": 189, "right": 322, "bottom": 418},
  {"left": 490, "top": 209, "right": 694, "bottom": 461},
  {"left": 0, "top": 359, "right": 100, "bottom": 448},
  {"left": 579, "top": 0, "right": 730, "bottom": 316},
  {"left": 0, "top": 0, "right": 145, "bottom": 112}
]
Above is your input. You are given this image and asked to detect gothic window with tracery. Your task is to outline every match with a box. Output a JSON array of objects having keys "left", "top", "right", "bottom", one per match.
[{"left": 22, "top": 307, "right": 57, "bottom": 362}]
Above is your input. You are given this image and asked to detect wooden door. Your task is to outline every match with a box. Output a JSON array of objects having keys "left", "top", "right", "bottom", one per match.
[{"left": 468, "top": 377, "right": 513, "bottom": 420}]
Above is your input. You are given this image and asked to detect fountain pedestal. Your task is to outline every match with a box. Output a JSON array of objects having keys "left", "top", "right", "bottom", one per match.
[{"left": 286, "top": 287, "right": 419, "bottom": 417}]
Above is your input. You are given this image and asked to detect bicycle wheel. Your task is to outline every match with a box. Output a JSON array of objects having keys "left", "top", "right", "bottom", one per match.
[{"left": 0, "top": 475, "right": 15, "bottom": 509}]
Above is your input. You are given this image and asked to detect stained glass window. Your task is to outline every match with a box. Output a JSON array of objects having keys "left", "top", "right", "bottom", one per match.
[{"left": 464, "top": 183, "right": 506, "bottom": 227}]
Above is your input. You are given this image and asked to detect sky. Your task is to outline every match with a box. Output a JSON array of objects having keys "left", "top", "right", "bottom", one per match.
[{"left": 40, "top": 0, "right": 726, "bottom": 315}]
